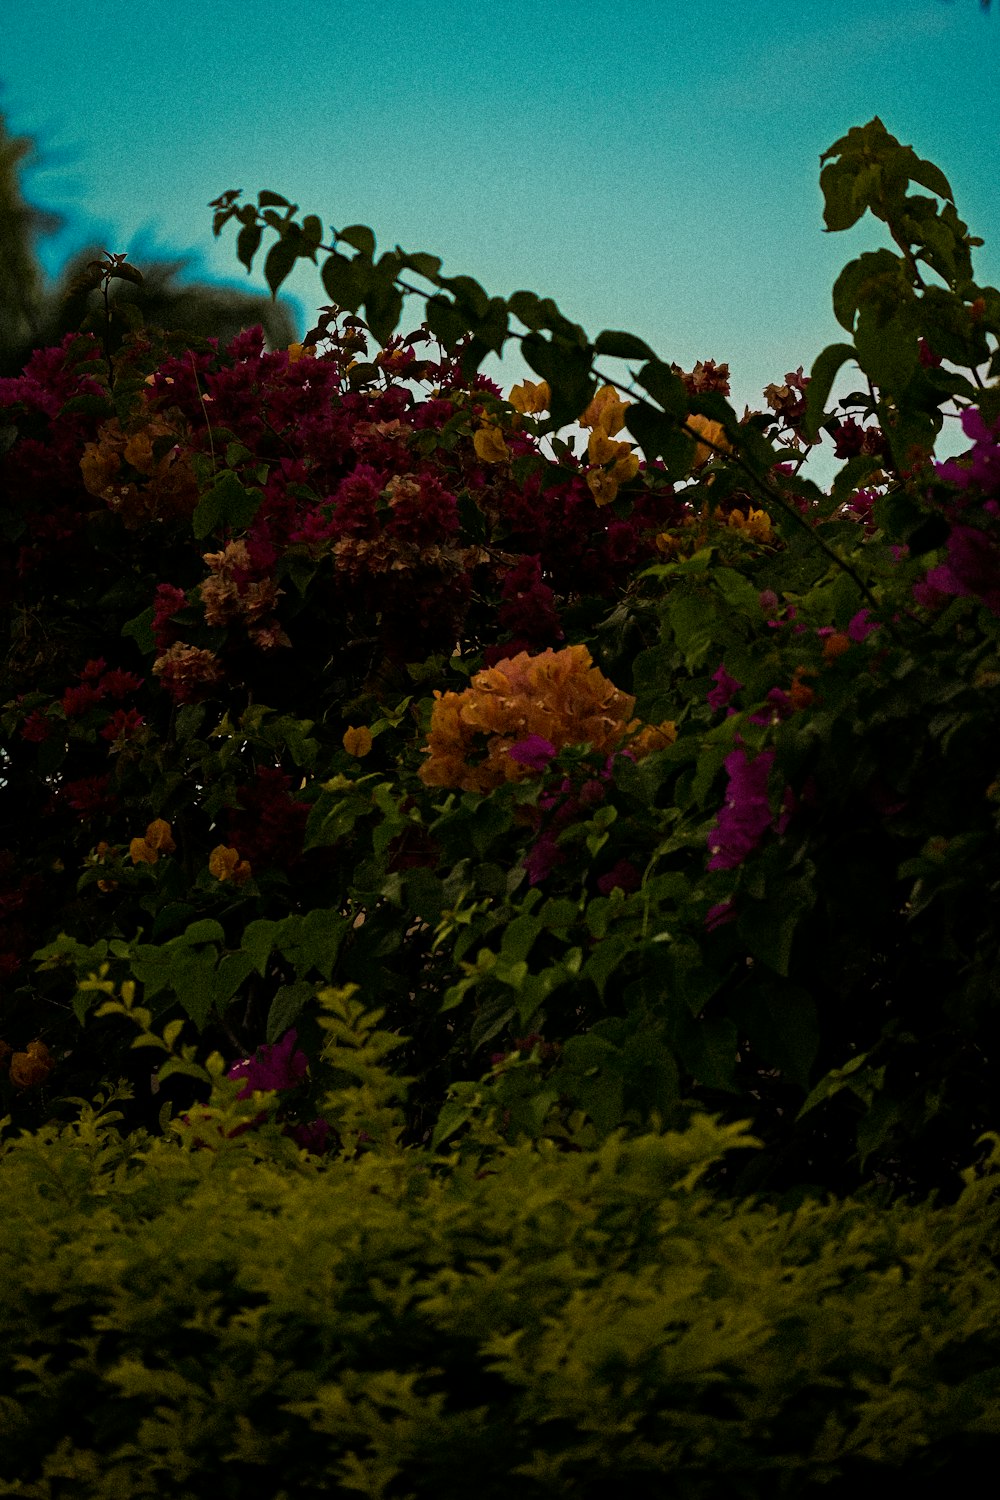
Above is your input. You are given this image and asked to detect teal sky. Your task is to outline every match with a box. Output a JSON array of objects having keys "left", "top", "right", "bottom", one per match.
[{"left": 3, "top": 0, "right": 998, "bottom": 478}]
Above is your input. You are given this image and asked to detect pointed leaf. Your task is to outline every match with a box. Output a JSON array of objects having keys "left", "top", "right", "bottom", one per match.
[
  {"left": 594, "top": 330, "right": 656, "bottom": 361},
  {"left": 338, "top": 224, "right": 376, "bottom": 256},
  {"left": 803, "top": 343, "right": 858, "bottom": 442},
  {"left": 236, "top": 223, "right": 263, "bottom": 273},
  {"left": 264, "top": 235, "right": 300, "bottom": 298}
]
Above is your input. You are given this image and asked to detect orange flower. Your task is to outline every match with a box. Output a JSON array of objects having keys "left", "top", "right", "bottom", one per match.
[
  {"left": 343, "top": 725, "right": 373, "bottom": 757},
  {"left": 9, "top": 1039, "right": 54, "bottom": 1089},
  {"left": 580, "top": 385, "right": 630, "bottom": 437},
  {"left": 823, "top": 632, "right": 851, "bottom": 662},
  {"left": 508, "top": 379, "right": 550, "bottom": 415},
  {"left": 686, "top": 414, "right": 731, "bottom": 470},
  {"left": 419, "top": 644, "right": 676, "bottom": 793},
  {"left": 129, "top": 818, "right": 176, "bottom": 865},
  {"left": 725, "top": 505, "right": 773, "bottom": 543},
  {"left": 788, "top": 667, "right": 817, "bottom": 711},
  {"left": 208, "top": 845, "right": 252, "bottom": 886},
  {"left": 473, "top": 425, "right": 510, "bottom": 463}
]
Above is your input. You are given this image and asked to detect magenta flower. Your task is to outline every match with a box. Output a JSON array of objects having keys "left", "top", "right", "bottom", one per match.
[
  {"left": 286, "top": 1117, "right": 332, "bottom": 1154},
  {"left": 933, "top": 406, "right": 1000, "bottom": 495},
  {"left": 508, "top": 734, "right": 557, "bottom": 770},
  {"left": 596, "top": 859, "right": 641, "bottom": 896},
  {"left": 707, "top": 664, "right": 743, "bottom": 711},
  {"left": 847, "top": 608, "right": 878, "bottom": 642},
  {"left": 704, "top": 901, "right": 737, "bottom": 932},
  {"left": 227, "top": 1028, "right": 309, "bottom": 1098},
  {"left": 707, "top": 746, "right": 778, "bottom": 871},
  {"left": 924, "top": 525, "right": 1000, "bottom": 616}
]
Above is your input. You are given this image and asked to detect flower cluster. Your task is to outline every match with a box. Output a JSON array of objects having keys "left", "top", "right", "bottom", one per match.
[
  {"left": 419, "top": 645, "right": 676, "bottom": 794},
  {"left": 580, "top": 385, "right": 640, "bottom": 506},
  {"left": 129, "top": 818, "right": 176, "bottom": 865},
  {"left": 225, "top": 1029, "right": 330, "bottom": 1154},
  {"left": 707, "top": 745, "right": 792, "bottom": 872},
  {"left": 80, "top": 404, "right": 200, "bottom": 530}
]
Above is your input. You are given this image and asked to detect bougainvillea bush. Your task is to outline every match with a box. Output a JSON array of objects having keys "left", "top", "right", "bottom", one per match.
[{"left": 2, "top": 117, "right": 1000, "bottom": 1204}]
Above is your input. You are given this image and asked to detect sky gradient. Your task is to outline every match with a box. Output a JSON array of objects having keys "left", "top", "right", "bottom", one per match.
[{"left": 3, "top": 0, "right": 998, "bottom": 480}]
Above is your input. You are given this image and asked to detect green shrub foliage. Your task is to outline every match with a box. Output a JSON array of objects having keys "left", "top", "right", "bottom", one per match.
[
  {"left": 2, "top": 117, "right": 1000, "bottom": 1208},
  {"left": 1, "top": 990, "right": 999, "bottom": 1498}
]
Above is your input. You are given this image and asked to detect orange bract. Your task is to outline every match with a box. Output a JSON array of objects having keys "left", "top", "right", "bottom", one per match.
[{"left": 419, "top": 645, "right": 675, "bottom": 793}]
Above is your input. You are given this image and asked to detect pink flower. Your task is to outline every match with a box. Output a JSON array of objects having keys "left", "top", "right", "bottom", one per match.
[
  {"left": 227, "top": 1028, "right": 309, "bottom": 1098},
  {"left": 707, "top": 747, "right": 779, "bottom": 871},
  {"left": 61, "top": 682, "right": 105, "bottom": 717},
  {"left": 508, "top": 734, "right": 557, "bottom": 770},
  {"left": 99, "top": 708, "right": 145, "bottom": 742},
  {"left": 707, "top": 664, "right": 743, "bottom": 711},
  {"left": 847, "top": 608, "right": 878, "bottom": 643},
  {"left": 99, "top": 669, "right": 144, "bottom": 699},
  {"left": 925, "top": 525, "right": 1000, "bottom": 615},
  {"left": 20, "top": 711, "right": 52, "bottom": 743},
  {"left": 597, "top": 860, "right": 641, "bottom": 895}
]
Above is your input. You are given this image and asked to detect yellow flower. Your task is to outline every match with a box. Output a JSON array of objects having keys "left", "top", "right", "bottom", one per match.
[
  {"left": 287, "top": 342, "right": 317, "bottom": 363},
  {"left": 725, "top": 505, "right": 772, "bottom": 543},
  {"left": 129, "top": 818, "right": 176, "bottom": 865},
  {"left": 686, "top": 415, "right": 731, "bottom": 470},
  {"left": 580, "top": 385, "right": 630, "bottom": 436},
  {"left": 208, "top": 845, "right": 252, "bottom": 886},
  {"left": 508, "top": 379, "right": 550, "bottom": 415},
  {"left": 419, "top": 644, "right": 675, "bottom": 793},
  {"left": 343, "top": 725, "right": 373, "bottom": 757},
  {"left": 587, "top": 468, "right": 621, "bottom": 507},
  {"left": 473, "top": 425, "right": 510, "bottom": 463}
]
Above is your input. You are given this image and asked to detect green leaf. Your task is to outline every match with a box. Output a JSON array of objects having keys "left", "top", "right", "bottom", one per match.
[
  {"left": 668, "top": 593, "right": 718, "bottom": 670},
  {"left": 192, "top": 471, "right": 262, "bottom": 540},
  {"left": 257, "top": 191, "right": 291, "bottom": 208},
  {"left": 236, "top": 223, "right": 263, "bottom": 273},
  {"left": 737, "top": 893, "right": 809, "bottom": 979},
  {"left": 213, "top": 951, "right": 256, "bottom": 1009},
  {"left": 635, "top": 360, "right": 689, "bottom": 418},
  {"left": 424, "top": 293, "right": 470, "bottom": 351},
  {"left": 398, "top": 250, "right": 442, "bottom": 282},
  {"left": 266, "top": 981, "right": 315, "bottom": 1044},
  {"left": 594, "top": 330, "right": 655, "bottom": 361},
  {"left": 181, "top": 918, "right": 226, "bottom": 947},
  {"left": 241, "top": 919, "right": 278, "bottom": 977},
  {"left": 803, "top": 343, "right": 857, "bottom": 442},
  {"left": 364, "top": 281, "right": 404, "bottom": 348},
  {"left": 438, "top": 274, "right": 489, "bottom": 320},
  {"left": 509, "top": 290, "right": 547, "bottom": 330},
  {"left": 338, "top": 224, "right": 376, "bottom": 257},
  {"left": 712, "top": 567, "right": 760, "bottom": 614},
  {"left": 521, "top": 332, "right": 595, "bottom": 430},
  {"left": 171, "top": 958, "right": 217, "bottom": 1030},
  {"left": 263, "top": 235, "right": 300, "bottom": 299},
  {"left": 820, "top": 160, "right": 866, "bottom": 233},
  {"left": 855, "top": 306, "right": 919, "bottom": 393},
  {"left": 321, "top": 251, "right": 368, "bottom": 313},
  {"left": 582, "top": 933, "right": 631, "bottom": 1001},
  {"left": 626, "top": 401, "right": 695, "bottom": 478},
  {"left": 121, "top": 606, "right": 155, "bottom": 655},
  {"left": 296, "top": 907, "right": 348, "bottom": 981},
  {"left": 301, "top": 214, "right": 324, "bottom": 249}
]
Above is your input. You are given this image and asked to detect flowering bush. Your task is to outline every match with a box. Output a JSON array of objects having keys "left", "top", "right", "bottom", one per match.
[{"left": 2, "top": 118, "right": 1000, "bottom": 1204}]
